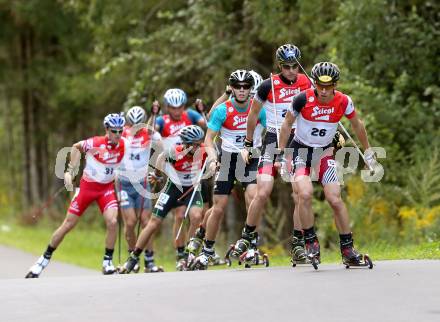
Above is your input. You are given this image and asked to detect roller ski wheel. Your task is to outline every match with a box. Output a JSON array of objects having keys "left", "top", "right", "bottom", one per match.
[
  {"left": 344, "top": 254, "right": 373, "bottom": 269},
  {"left": 132, "top": 263, "right": 140, "bottom": 274},
  {"left": 118, "top": 254, "right": 139, "bottom": 274},
  {"left": 310, "top": 255, "right": 319, "bottom": 270}
]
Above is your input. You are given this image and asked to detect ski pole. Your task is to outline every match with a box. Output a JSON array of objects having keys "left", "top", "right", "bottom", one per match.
[{"left": 175, "top": 158, "right": 209, "bottom": 241}]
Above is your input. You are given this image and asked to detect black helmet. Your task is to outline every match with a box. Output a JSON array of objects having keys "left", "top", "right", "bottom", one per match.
[
  {"left": 311, "top": 62, "right": 340, "bottom": 84},
  {"left": 179, "top": 125, "right": 205, "bottom": 144},
  {"left": 276, "top": 44, "right": 301, "bottom": 64},
  {"left": 228, "top": 69, "right": 254, "bottom": 86}
]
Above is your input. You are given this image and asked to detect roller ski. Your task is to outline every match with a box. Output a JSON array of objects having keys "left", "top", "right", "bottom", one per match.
[
  {"left": 25, "top": 256, "right": 50, "bottom": 278},
  {"left": 225, "top": 231, "right": 269, "bottom": 268},
  {"left": 118, "top": 252, "right": 139, "bottom": 274},
  {"left": 290, "top": 236, "right": 309, "bottom": 267},
  {"left": 176, "top": 252, "right": 188, "bottom": 271},
  {"left": 189, "top": 248, "right": 215, "bottom": 271},
  {"left": 341, "top": 246, "right": 373, "bottom": 269},
  {"left": 305, "top": 237, "right": 321, "bottom": 270},
  {"left": 102, "top": 258, "right": 118, "bottom": 275}
]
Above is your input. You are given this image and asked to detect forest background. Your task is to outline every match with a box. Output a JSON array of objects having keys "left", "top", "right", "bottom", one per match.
[{"left": 0, "top": 0, "right": 439, "bottom": 264}]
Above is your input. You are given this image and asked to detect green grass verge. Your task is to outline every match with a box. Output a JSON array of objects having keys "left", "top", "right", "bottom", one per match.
[{"left": 1, "top": 222, "right": 439, "bottom": 272}]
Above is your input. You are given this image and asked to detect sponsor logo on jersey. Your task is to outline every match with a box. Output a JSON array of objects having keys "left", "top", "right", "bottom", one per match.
[
  {"left": 169, "top": 123, "right": 185, "bottom": 135},
  {"left": 311, "top": 106, "right": 334, "bottom": 120},
  {"left": 279, "top": 88, "right": 301, "bottom": 100},
  {"left": 228, "top": 107, "right": 234, "bottom": 112},
  {"left": 232, "top": 115, "right": 247, "bottom": 128},
  {"left": 274, "top": 79, "right": 280, "bottom": 85},
  {"left": 308, "top": 96, "right": 315, "bottom": 102}
]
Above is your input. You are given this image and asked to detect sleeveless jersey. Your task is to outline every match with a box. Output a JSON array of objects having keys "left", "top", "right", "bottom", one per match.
[
  {"left": 80, "top": 136, "right": 126, "bottom": 184},
  {"left": 119, "top": 127, "right": 158, "bottom": 181},
  {"left": 220, "top": 99, "right": 254, "bottom": 152},
  {"left": 165, "top": 144, "right": 207, "bottom": 186},
  {"left": 294, "top": 89, "right": 356, "bottom": 147},
  {"left": 264, "top": 73, "right": 311, "bottom": 131}
]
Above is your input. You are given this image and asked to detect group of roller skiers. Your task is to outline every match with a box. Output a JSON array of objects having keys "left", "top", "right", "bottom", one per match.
[{"left": 26, "top": 43, "right": 376, "bottom": 278}]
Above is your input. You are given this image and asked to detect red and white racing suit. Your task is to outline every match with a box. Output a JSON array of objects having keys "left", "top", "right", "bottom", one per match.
[{"left": 68, "top": 136, "right": 126, "bottom": 216}]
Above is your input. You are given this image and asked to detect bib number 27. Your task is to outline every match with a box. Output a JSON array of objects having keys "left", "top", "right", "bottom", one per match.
[{"left": 311, "top": 128, "right": 327, "bottom": 137}]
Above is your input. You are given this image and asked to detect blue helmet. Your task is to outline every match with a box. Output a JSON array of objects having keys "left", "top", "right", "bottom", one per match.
[
  {"left": 164, "top": 88, "right": 187, "bottom": 108},
  {"left": 103, "top": 113, "right": 125, "bottom": 129},
  {"left": 276, "top": 44, "right": 301, "bottom": 64}
]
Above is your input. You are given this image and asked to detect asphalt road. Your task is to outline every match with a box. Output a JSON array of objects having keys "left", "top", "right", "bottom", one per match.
[{"left": 1, "top": 246, "right": 439, "bottom": 322}]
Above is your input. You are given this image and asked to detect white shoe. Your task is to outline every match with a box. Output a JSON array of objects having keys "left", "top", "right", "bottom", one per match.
[
  {"left": 26, "top": 256, "right": 50, "bottom": 278},
  {"left": 102, "top": 259, "right": 117, "bottom": 275}
]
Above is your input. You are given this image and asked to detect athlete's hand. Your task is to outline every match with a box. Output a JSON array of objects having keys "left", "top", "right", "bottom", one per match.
[
  {"left": 364, "top": 149, "right": 376, "bottom": 170},
  {"left": 332, "top": 131, "right": 345, "bottom": 150},
  {"left": 240, "top": 138, "right": 253, "bottom": 164},
  {"left": 275, "top": 151, "right": 289, "bottom": 181},
  {"left": 64, "top": 172, "right": 74, "bottom": 192},
  {"left": 148, "top": 171, "right": 163, "bottom": 184}
]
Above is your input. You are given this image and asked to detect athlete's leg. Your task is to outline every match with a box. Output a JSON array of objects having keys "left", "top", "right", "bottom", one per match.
[
  {"left": 246, "top": 174, "right": 274, "bottom": 226},
  {"left": 173, "top": 206, "right": 187, "bottom": 249},
  {"left": 121, "top": 207, "right": 138, "bottom": 250},
  {"left": 50, "top": 212, "right": 80, "bottom": 248},
  {"left": 323, "top": 183, "right": 350, "bottom": 234},
  {"left": 188, "top": 206, "right": 203, "bottom": 238},
  {"left": 102, "top": 207, "right": 119, "bottom": 250},
  {"left": 205, "top": 195, "right": 228, "bottom": 241}
]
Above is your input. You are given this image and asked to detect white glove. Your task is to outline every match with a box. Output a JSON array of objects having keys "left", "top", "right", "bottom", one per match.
[
  {"left": 64, "top": 172, "right": 74, "bottom": 191},
  {"left": 364, "top": 150, "right": 376, "bottom": 170}
]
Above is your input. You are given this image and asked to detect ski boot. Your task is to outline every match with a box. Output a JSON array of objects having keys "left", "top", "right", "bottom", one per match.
[
  {"left": 102, "top": 258, "right": 118, "bottom": 275},
  {"left": 341, "top": 246, "right": 373, "bottom": 269},
  {"left": 186, "top": 236, "right": 203, "bottom": 257},
  {"left": 305, "top": 237, "right": 321, "bottom": 270},
  {"left": 210, "top": 251, "right": 226, "bottom": 266},
  {"left": 25, "top": 256, "right": 50, "bottom": 278},
  {"left": 230, "top": 230, "right": 258, "bottom": 259},
  {"left": 189, "top": 247, "right": 215, "bottom": 271},
  {"left": 176, "top": 252, "right": 188, "bottom": 271},
  {"left": 118, "top": 253, "right": 139, "bottom": 274},
  {"left": 290, "top": 236, "right": 308, "bottom": 267},
  {"left": 144, "top": 261, "right": 164, "bottom": 273}
]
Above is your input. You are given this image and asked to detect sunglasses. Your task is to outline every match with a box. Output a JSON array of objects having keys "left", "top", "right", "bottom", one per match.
[
  {"left": 281, "top": 64, "right": 299, "bottom": 70},
  {"left": 110, "top": 129, "right": 123, "bottom": 134},
  {"left": 232, "top": 83, "right": 252, "bottom": 90}
]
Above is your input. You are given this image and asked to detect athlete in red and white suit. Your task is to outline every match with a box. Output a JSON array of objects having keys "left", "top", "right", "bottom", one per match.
[
  {"left": 278, "top": 62, "right": 373, "bottom": 264},
  {"left": 25, "top": 114, "right": 127, "bottom": 278}
]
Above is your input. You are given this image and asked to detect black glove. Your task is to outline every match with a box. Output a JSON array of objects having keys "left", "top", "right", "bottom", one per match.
[{"left": 332, "top": 131, "right": 345, "bottom": 150}]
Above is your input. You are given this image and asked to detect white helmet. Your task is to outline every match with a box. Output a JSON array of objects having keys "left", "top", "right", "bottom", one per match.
[
  {"left": 164, "top": 88, "right": 187, "bottom": 108},
  {"left": 249, "top": 70, "right": 263, "bottom": 96},
  {"left": 126, "top": 106, "right": 146, "bottom": 125}
]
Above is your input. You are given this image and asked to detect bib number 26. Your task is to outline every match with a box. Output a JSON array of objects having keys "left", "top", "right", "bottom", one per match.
[{"left": 311, "top": 128, "right": 327, "bottom": 137}]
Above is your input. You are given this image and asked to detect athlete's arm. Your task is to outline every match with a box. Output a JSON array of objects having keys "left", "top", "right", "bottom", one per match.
[
  {"left": 279, "top": 111, "right": 296, "bottom": 150},
  {"left": 64, "top": 141, "right": 84, "bottom": 191},
  {"left": 204, "top": 128, "right": 219, "bottom": 160},
  {"left": 246, "top": 99, "right": 263, "bottom": 141},
  {"left": 348, "top": 115, "right": 370, "bottom": 151}
]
